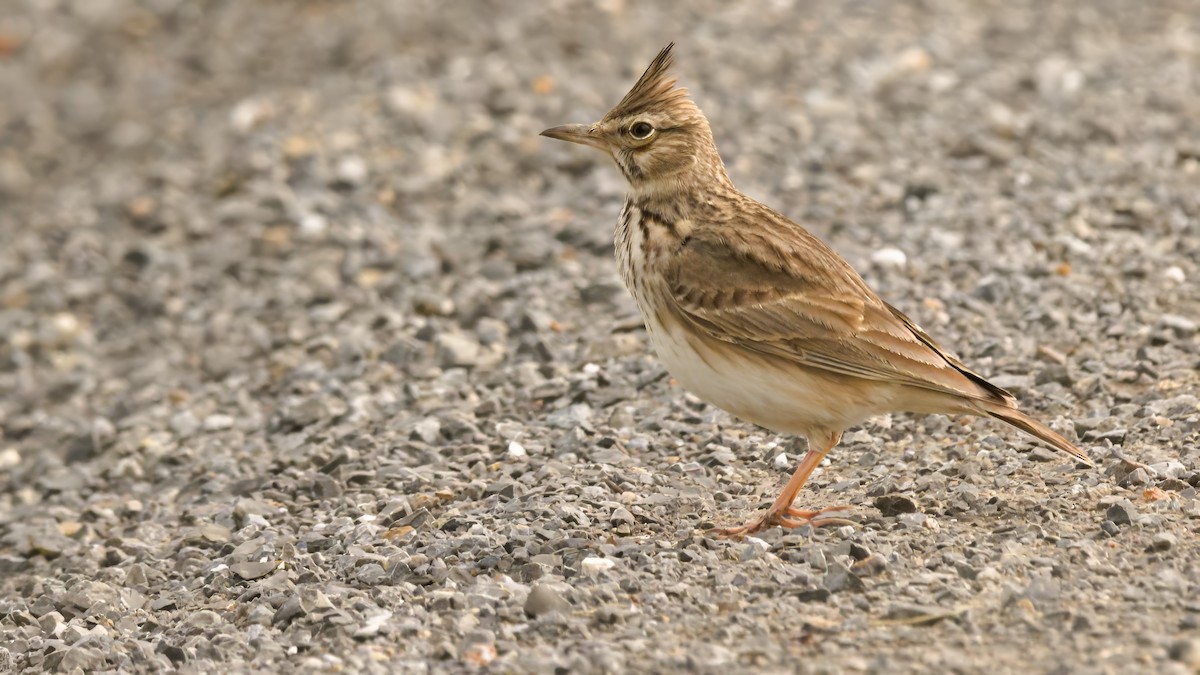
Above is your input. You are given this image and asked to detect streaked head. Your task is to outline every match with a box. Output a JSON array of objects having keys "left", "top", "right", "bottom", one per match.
[{"left": 541, "top": 43, "right": 728, "bottom": 194}]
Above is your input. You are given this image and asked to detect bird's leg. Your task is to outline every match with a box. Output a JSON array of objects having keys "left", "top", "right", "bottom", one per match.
[{"left": 711, "top": 432, "right": 852, "bottom": 539}]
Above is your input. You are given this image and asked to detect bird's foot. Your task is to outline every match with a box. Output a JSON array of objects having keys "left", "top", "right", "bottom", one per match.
[{"left": 709, "top": 505, "right": 854, "bottom": 540}]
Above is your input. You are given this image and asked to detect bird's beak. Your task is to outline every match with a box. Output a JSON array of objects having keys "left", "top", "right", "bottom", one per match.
[{"left": 540, "top": 124, "right": 608, "bottom": 151}]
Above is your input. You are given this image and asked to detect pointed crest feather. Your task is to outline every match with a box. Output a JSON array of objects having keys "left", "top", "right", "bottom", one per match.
[{"left": 604, "top": 42, "right": 691, "bottom": 120}]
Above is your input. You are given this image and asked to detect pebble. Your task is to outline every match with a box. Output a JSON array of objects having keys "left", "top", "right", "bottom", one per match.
[
  {"left": 435, "top": 332, "right": 481, "bottom": 368},
  {"left": 506, "top": 441, "right": 528, "bottom": 459},
  {"left": 524, "top": 585, "right": 572, "bottom": 617},
  {"left": 875, "top": 494, "right": 919, "bottom": 516},
  {"left": 2, "top": 4, "right": 1196, "bottom": 674},
  {"left": 334, "top": 156, "right": 368, "bottom": 186},
  {"left": 609, "top": 507, "right": 634, "bottom": 526},
  {"left": 230, "top": 561, "right": 278, "bottom": 581},
  {"left": 1148, "top": 532, "right": 1177, "bottom": 552},
  {"left": 823, "top": 562, "right": 866, "bottom": 593},
  {"left": 580, "top": 557, "right": 616, "bottom": 575},
  {"left": 0, "top": 448, "right": 20, "bottom": 469},
  {"left": 870, "top": 247, "right": 908, "bottom": 268},
  {"left": 203, "top": 414, "right": 235, "bottom": 431},
  {"left": 169, "top": 411, "right": 200, "bottom": 438},
  {"left": 1105, "top": 501, "right": 1137, "bottom": 526},
  {"left": 1169, "top": 638, "right": 1200, "bottom": 668},
  {"left": 1160, "top": 314, "right": 1197, "bottom": 333}
]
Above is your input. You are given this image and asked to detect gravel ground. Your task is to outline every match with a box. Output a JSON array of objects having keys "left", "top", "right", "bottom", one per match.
[{"left": 2, "top": 1, "right": 1199, "bottom": 673}]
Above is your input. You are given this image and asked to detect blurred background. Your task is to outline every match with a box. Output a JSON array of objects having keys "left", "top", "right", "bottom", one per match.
[
  {"left": 2, "top": 0, "right": 1196, "bottom": 449},
  {"left": 0, "top": 1, "right": 1198, "bottom": 672}
]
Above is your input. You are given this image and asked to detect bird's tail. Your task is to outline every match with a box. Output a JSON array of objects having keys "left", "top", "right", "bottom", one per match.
[{"left": 985, "top": 405, "right": 1093, "bottom": 466}]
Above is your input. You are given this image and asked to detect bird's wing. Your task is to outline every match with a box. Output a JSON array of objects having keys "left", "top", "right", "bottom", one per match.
[{"left": 666, "top": 226, "right": 1013, "bottom": 404}]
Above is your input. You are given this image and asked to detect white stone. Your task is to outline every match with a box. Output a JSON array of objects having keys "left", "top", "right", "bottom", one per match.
[
  {"left": 335, "top": 156, "right": 368, "bottom": 185},
  {"left": 0, "top": 448, "right": 20, "bottom": 469},
  {"left": 299, "top": 212, "right": 328, "bottom": 238},
  {"left": 745, "top": 536, "right": 769, "bottom": 550},
  {"left": 1163, "top": 266, "right": 1185, "bottom": 284},
  {"left": 581, "top": 557, "right": 615, "bottom": 575},
  {"left": 870, "top": 247, "right": 907, "bottom": 268},
  {"left": 773, "top": 453, "right": 790, "bottom": 469},
  {"left": 203, "top": 414, "right": 234, "bottom": 431},
  {"left": 506, "top": 441, "right": 527, "bottom": 459}
]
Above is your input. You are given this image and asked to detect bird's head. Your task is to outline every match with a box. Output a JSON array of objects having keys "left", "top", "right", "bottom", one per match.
[{"left": 541, "top": 43, "right": 729, "bottom": 197}]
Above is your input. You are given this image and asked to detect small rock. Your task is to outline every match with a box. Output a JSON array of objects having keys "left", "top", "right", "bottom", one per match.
[
  {"left": 50, "top": 646, "right": 104, "bottom": 672},
  {"left": 545, "top": 404, "right": 594, "bottom": 430},
  {"left": 229, "top": 97, "right": 274, "bottom": 131},
  {"left": 1106, "top": 501, "right": 1136, "bottom": 526},
  {"left": 169, "top": 411, "right": 200, "bottom": 438},
  {"left": 353, "top": 610, "right": 393, "bottom": 639},
  {"left": 1160, "top": 314, "right": 1197, "bottom": 333},
  {"left": 203, "top": 414, "right": 235, "bottom": 431},
  {"left": 272, "top": 595, "right": 306, "bottom": 625},
  {"left": 230, "top": 561, "right": 277, "bottom": 581},
  {"left": 1169, "top": 638, "right": 1200, "bottom": 668},
  {"left": 852, "top": 554, "right": 888, "bottom": 577},
  {"left": 1126, "top": 468, "right": 1151, "bottom": 485},
  {"left": 524, "top": 584, "right": 572, "bottom": 617},
  {"left": 773, "top": 453, "right": 790, "bottom": 470},
  {"left": 823, "top": 562, "right": 865, "bottom": 593},
  {"left": 883, "top": 603, "right": 956, "bottom": 624},
  {"left": 955, "top": 561, "right": 979, "bottom": 580},
  {"left": 182, "top": 610, "right": 224, "bottom": 632},
  {"left": 1149, "top": 460, "right": 1188, "bottom": 479},
  {"left": 506, "top": 441, "right": 527, "bottom": 459},
  {"left": 435, "top": 333, "right": 481, "bottom": 368},
  {"left": 609, "top": 507, "right": 634, "bottom": 526},
  {"left": 581, "top": 557, "right": 615, "bottom": 575},
  {"left": 334, "top": 156, "right": 368, "bottom": 186},
  {"left": 39, "top": 611, "right": 63, "bottom": 635},
  {"left": 989, "top": 374, "right": 1032, "bottom": 392},
  {"left": 875, "top": 494, "right": 918, "bottom": 516},
  {"left": 870, "top": 247, "right": 907, "bottom": 268},
  {"left": 200, "top": 524, "right": 232, "bottom": 543},
  {"left": 298, "top": 212, "right": 328, "bottom": 238},
  {"left": 740, "top": 537, "right": 770, "bottom": 562},
  {"left": 1028, "top": 446, "right": 1058, "bottom": 462},
  {"left": 1148, "top": 532, "right": 1176, "bottom": 552},
  {"left": 0, "top": 448, "right": 19, "bottom": 469},
  {"left": 410, "top": 418, "right": 441, "bottom": 444}
]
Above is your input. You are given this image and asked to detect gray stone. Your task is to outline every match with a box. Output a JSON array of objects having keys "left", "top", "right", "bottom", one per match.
[
  {"left": 1106, "top": 501, "right": 1136, "bottom": 526},
  {"left": 823, "top": 562, "right": 866, "bottom": 594},
  {"left": 230, "top": 561, "right": 277, "bottom": 581},
  {"left": 524, "top": 584, "right": 572, "bottom": 617},
  {"left": 435, "top": 332, "right": 482, "bottom": 368}
]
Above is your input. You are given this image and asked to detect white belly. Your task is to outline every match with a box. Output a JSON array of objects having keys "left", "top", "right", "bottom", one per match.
[
  {"left": 641, "top": 310, "right": 897, "bottom": 436},
  {"left": 614, "top": 200, "right": 903, "bottom": 436}
]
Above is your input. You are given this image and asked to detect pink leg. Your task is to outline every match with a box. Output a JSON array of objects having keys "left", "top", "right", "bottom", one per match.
[{"left": 711, "top": 431, "right": 852, "bottom": 539}]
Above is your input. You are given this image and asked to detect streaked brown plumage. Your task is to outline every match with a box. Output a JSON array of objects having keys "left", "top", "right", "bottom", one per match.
[{"left": 541, "top": 43, "right": 1091, "bottom": 538}]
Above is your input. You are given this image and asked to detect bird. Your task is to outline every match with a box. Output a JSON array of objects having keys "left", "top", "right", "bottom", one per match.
[{"left": 540, "top": 43, "right": 1091, "bottom": 538}]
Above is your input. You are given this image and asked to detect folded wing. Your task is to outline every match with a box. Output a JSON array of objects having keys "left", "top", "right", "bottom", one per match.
[{"left": 666, "top": 224, "right": 1014, "bottom": 406}]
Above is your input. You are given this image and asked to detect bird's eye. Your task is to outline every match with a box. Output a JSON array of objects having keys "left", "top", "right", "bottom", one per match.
[{"left": 629, "top": 122, "right": 654, "bottom": 139}]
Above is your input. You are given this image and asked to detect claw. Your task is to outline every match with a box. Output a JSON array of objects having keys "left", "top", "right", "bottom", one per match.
[{"left": 708, "top": 505, "right": 856, "bottom": 540}]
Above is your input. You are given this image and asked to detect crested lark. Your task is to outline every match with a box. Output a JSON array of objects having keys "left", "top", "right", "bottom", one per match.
[{"left": 541, "top": 43, "right": 1091, "bottom": 538}]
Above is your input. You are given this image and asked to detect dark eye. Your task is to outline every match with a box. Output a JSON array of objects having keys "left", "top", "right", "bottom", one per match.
[{"left": 629, "top": 122, "right": 654, "bottom": 139}]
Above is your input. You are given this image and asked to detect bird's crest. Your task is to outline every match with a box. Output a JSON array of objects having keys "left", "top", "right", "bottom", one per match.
[{"left": 604, "top": 42, "right": 691, "bottom": 121}]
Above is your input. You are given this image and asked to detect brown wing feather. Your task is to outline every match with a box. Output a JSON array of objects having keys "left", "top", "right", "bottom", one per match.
[{"left": 666, "top": 210, "right": 1008, "bottom": 405}]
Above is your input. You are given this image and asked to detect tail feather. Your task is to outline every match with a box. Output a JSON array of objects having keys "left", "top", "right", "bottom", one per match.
[{"left": 986, "top": 406, "right": 1093, "bottom": 467}]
